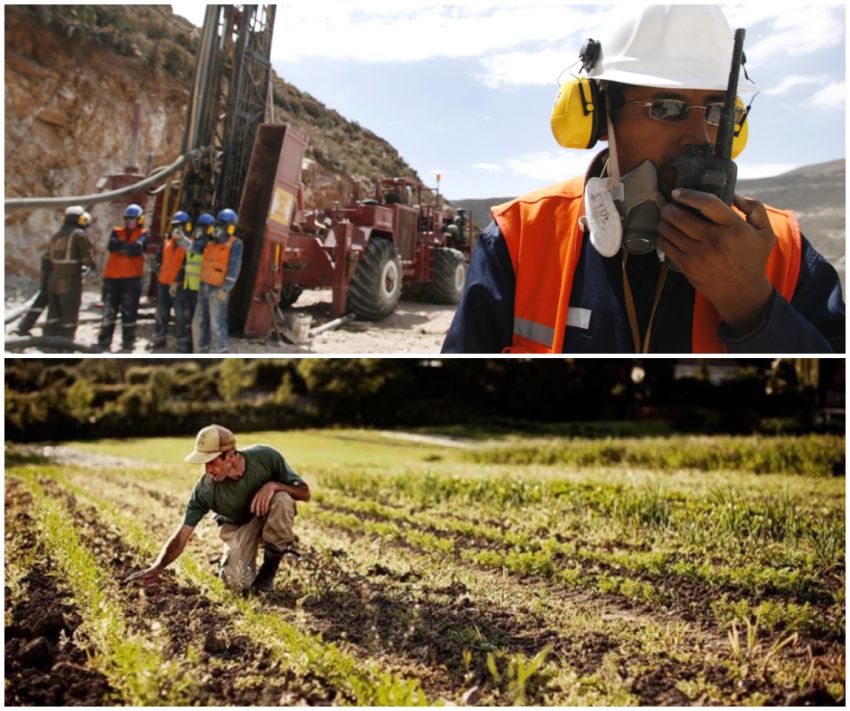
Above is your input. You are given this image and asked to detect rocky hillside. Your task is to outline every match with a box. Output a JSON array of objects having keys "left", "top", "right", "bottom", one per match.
[
  {"left": 4, "top": 5, "right": 420, "bottom": 279},
  {"left": 455, "top": 159, "right": 845, "bottom": 289}
]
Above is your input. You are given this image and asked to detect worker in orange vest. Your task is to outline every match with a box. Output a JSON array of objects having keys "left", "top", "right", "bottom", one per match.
[
  {"left": 443, "top": 6, "right": 843, "bottom": 353},
  {"left": 191, "top": 208, "right": 243, "bottom": 353},
  {"left": 97, "top": 203, "right": 148, "bottom": 352},
  {"left": 150, "top": 211, "right": 192, "bottom": 351}
]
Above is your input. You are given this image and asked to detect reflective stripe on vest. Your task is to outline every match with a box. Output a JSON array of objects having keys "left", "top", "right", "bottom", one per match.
[
  {"left": 200, "top": 236, "right": 235, "bottom": 287},
  {"left": 495, "top": 176, "right": 802, "bottom": 354},
  {"left": 184, "top": 251, "right": 202, "bottom": 291},
  {"left": 157, "top": 239, "right": 186, "bottom": 286},
  {"left": 103, "top": 227, "right": 145, "bottom": 279}
]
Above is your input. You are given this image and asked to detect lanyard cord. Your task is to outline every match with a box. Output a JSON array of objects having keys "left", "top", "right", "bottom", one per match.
[{"left": 622, "top": 253, "right": 669, "bottom": 353}]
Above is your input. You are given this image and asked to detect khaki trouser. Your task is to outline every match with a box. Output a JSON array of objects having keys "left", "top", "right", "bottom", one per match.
[{"left": 217, "top": 492, "right": 296, "bottom": 591}]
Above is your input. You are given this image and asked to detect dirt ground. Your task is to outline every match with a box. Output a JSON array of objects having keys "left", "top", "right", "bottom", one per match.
[{"left": 4, "top": 282, "right": 457, "bottom": 355}]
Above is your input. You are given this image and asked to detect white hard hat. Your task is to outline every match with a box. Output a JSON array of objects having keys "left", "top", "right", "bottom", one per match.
[
  {"left": 64, "top": 205, "right": 85, "bottom": 218},
  {"left": 589, "top": 5, "right": 758, "bottom": 93}
]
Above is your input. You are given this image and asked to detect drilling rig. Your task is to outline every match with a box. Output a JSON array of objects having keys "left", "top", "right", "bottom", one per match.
[
  {"left": 116, "top": 4, "right": 470, "bottom": 339},
  {"left": 172, "top": 5, "right": 470, "bottom": 338}
]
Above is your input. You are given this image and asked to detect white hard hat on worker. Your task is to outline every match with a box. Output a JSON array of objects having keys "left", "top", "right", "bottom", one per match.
[{"left": 588, "top": 5, "right": 758, "bottom": 93}]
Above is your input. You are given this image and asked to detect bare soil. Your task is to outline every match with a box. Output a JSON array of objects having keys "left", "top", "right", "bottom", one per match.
[
  {"left": 5, "top": 482, "right": 114, "bottom": 705},
  {"left": 4, "top": 283, "right": 456, "bottom": 354}
]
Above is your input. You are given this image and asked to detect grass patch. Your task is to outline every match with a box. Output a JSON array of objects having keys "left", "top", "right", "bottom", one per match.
[{"left": 466, "top": 434, "right": 843, "bottom": 476}]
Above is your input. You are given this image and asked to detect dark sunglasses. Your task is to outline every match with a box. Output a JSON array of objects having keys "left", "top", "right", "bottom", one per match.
[{"left": 626, "top": 99, "right": 745, "bottom": 126}]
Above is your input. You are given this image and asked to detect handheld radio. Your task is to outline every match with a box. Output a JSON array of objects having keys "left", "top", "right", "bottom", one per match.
[{"left": 673, "top": 28, "right": 746, "bottom": 205}]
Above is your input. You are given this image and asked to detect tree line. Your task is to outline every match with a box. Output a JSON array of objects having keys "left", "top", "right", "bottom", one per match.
[{"left": 4, "top": 359, "right": 842, "bottom": 442}]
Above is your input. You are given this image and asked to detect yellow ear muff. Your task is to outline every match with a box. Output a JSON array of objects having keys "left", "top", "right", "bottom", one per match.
[
  {"left": 77, "top": 214, "right": 85, "bottom": 226},
  {"left": 730, "top": 95, "right": 749, "bottom": 159},
  {"left": 137, "top": 214, "right": 145, "bottom": 226},
  {"left": 550, "top": 75, "right": 603, "bottom": 149},
  {"left": 185, "top": 222, "right": 192, "bottom": 233},
  {"left": 227, "top": 224, "right": 235, "bottom": 236}
]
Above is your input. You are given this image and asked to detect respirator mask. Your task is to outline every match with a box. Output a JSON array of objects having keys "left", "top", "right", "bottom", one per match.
[{"left": 584, "top": 113, "right": 667, "bottom": 260}]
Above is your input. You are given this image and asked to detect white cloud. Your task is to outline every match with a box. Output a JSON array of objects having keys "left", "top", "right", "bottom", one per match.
[
  {"left": 762, "top": 75, "right": 821, "bottom": 95},
  {"left": 810, "top": 81, "right": 846, "bottom": 109},
  {"left": 472, "top": 150, "right": 592, "bottom": 182},
  {"left": 477, "top": 48, "right": 575, "bottom": 89},
  {"left": 272, "top": 2, "right": 606, "bottom": 64},
  {"left": 503, "top": 150, "right": 591, "bottom": 183},
  {"left": 725, "top": 4, "right": 844, "bottom": 64},
  {"left": 736, "top": 162, "right": 799, "bottom": 180},
  {"left": 177, "top": 3, "right": 844, "bottom": 90},
  {"left": 473, "top": 163, "right": 504, "bottom": 173}
]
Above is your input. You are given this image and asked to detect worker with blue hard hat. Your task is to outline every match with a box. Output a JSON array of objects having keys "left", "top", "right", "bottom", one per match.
[
  {"left": 191, "top": 208, "right": 243, "bottom": 353},
  {"left": 97, "top": 203, "right": 148, "bottom": 352},
  {"left": 150, "top": 210, "right": 194, "bottom": 351}
]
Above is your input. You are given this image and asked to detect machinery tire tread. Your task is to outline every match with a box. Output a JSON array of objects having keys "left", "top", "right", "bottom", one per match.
[
  {"left": 425, "top": 247, "right": 466, "bottom": 304},
  {"left": 347, "top": 238, "right": 402, "bottom": 320}
]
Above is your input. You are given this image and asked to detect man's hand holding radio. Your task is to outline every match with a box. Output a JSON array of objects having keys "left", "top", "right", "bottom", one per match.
[{"left": 658, "top": 188, "right": 776, "bottom": 334}]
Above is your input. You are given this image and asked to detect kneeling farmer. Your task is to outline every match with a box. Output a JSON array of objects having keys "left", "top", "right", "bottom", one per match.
[{"left": 125, "top": 425, "right": 310, "bottom": 593}]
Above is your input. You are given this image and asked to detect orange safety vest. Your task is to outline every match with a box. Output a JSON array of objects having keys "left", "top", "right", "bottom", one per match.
[
  {"left": 200, "top": 236, "right": 236, "bottom": 288},
  {"left": 103, "top": 226, "right": 146, "bottom": 279},
  {"left": 494, "top": 176, "right": 802, "bottom": 354},
  {"left": 157, "top": 238, "right": 186, "bottom": 286}
]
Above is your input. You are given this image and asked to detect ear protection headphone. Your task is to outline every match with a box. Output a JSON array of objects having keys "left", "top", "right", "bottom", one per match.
[
  {"left": 226, "top": 224, "right": 235, "bottom": 236},
  {"left": 551, "top": 38, "right": 750, "bottom": 158}
]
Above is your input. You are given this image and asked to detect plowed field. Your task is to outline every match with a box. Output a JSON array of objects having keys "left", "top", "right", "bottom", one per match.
[{"left": 5, "top": 430, "right": 845, "bottom": 705}]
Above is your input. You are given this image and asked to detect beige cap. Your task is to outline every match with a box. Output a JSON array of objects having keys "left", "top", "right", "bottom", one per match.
[{"left": 184, "top": 424, "right": 236, "bottom": 464}]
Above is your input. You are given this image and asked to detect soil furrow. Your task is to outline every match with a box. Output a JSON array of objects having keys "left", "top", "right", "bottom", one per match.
[{"left": 5, "top": 480, "right": 115, "bottom": 705}]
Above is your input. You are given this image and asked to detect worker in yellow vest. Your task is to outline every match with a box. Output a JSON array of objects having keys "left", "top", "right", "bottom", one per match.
[
  {"left": 97, "top": 203, "right": 148, "bottom": 352},
  {"left": 191, "top": 209, "right": 243, "bottom": 353},
  {"left": 443, "top": 5, "right": 843, "bottom": 353},
  {"left": 151, "top": 211, "right": 192, "bottom": 351},
  {"left": 174, "top": 212, "right": 211, "bottom": 352}
]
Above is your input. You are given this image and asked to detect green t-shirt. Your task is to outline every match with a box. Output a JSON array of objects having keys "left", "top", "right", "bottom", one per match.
[{"left": 183, "top": 444, "right": 305, "bottom": 527}]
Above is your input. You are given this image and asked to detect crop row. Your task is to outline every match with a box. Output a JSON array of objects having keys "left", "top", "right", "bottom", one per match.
[
  {"left": 14, "top": 470, "right": 192, "bottom": 705},
  {"left": 464, "top": 434, "right": 843, "bottom": 475},
  {"left": 306, "top": 491, "right": 842, "bottom": 641},
  {"left": 51, "top": 466, "right": 578, "bottom": 705},
  {"left": 26, "top": 460, "right": 845, "bottom": 706},
  {"left": 300, "top": 498, "right": 843, "bottom": 704},
  {"left": 317, "top": 468, "right": 844, "bottom": 567},
  {"left": 11, "top": 466, "right": 432, "bottom": 706}
]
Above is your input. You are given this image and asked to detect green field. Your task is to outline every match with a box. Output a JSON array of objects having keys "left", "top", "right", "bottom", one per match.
[{"left": 5, "top": 429, "right": 845, "bottom": 705}]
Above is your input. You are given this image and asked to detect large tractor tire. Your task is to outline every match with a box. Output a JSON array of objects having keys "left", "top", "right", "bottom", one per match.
[
  {"left": 347, "top": 238, "right": 402, "bottom": 320},
  {"left": 425, "top": 247, "right": 466, "bottom": 304}
]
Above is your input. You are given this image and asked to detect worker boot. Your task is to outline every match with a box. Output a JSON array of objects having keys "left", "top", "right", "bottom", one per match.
[{"left": 250, "top": 546, "right": 285, "bottom": 593}]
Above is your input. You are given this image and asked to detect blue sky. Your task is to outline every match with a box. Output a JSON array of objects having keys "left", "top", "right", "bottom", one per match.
[{"left": 173, "top": 2, "right": 845, "bottom": 201}]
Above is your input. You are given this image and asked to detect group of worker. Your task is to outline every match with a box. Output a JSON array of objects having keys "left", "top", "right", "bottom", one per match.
[{"left": 18, "top": 203, "right": 243, "bottom": 353}]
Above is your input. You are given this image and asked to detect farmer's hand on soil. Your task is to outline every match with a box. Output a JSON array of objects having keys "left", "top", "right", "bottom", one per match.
[
  {"left": 658, "top": 189, "right": 775, "bottom": 334},
  {"left": 123, "top": 564, "right": 163, "bottom": 585},
  {"left": 250, "top": 482, "right": 280, "bottom": 517}
]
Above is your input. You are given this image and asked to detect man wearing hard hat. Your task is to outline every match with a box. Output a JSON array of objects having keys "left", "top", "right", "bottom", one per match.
[{"left": 443, "top": 5, "right": 843, "bottom": 353}]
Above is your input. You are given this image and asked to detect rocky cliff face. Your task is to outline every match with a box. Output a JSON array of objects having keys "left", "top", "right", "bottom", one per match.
[{"left": 4, "top": 5, "right": 420, "bottom": 281}]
